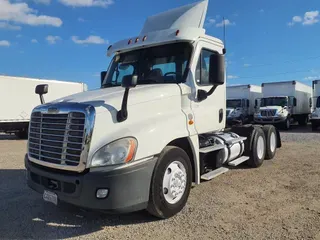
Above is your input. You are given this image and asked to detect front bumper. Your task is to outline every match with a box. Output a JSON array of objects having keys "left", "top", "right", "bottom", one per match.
[
  {"left": 25, "top": 155, "right": 157, "bottom": 213},
  {"left": 254, "top": 116, "right": 286, "bottom": 124}
]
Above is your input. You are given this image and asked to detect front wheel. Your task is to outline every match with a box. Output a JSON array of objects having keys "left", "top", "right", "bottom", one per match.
[
  {"left": 147, "top": 146, "right": 192, "bottom": 219},
  {"left": 283, "top": 117, "right": 291, "bottom": 130}
]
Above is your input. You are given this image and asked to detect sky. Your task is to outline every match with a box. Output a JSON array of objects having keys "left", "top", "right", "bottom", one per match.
[{"left": 0, "top": 0, "right": 320, "bottom": 90}]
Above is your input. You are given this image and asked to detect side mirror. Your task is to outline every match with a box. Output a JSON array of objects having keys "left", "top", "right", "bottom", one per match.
[
  {"left": 309, "top": 98, "right": 312, "bottom": 108},
  {"left": 209, "top": 53, "right": 225, "bottom": 85},
  {"left": 293, "top": 98, "right": 297, "bottom": 107},
  {"left": 35, "top": 84, "right": 48, "bottom": 104},
  {"left": 122, "top": 75, "right": 137, "bottom": 89},
  {"left": 247, "top": 100, "right": 250, "bottom": 108},
  {"left": 101, "top": 71, "right": 107, "bottom": 86},
  {"left": 255, "top": 99, "right": 258, "bottom": 108}
]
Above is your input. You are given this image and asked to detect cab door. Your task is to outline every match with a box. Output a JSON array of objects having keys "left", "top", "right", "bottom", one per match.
[{"left": 189, "top": 41, "right": 226, "bottom": 134}]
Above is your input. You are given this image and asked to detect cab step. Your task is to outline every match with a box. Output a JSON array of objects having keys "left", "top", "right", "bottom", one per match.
[
  {"left": 201, "top": 167, "right": 229, "bottom": 181},
  {"left": 228, "top": 156, "right": 249, "bottom": 167},
  {"left": 199, "top": 144, "right": 225, "bottom": 153}
]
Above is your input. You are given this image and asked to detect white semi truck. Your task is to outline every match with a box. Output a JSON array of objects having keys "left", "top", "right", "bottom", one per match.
[
  {"left": 25, "top": 0, "right": 281, "bottom": 219},
  {"left": 0, "top": 75, "right": 87, "bottom": 138},
  {"left": 254, "top": 81, "right": 312, "bottom": 130},
  {"left": 226, "top": 84, "right": 262, "bottom": 125},
  {"left": 310, "top": 80, "right": 320, "bottom": 131}
]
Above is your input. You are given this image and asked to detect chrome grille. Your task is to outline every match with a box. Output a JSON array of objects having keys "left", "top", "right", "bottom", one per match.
[
  {"left": 28, "top": 112, "right": 86, "bottom": 167},
  {"left": 260, "top": 109, "right": 277, "bottom": 117}
]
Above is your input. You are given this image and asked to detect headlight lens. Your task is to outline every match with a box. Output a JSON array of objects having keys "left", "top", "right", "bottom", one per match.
[{"left": 91, "top": 138, "right": 137, "bottom": 167}]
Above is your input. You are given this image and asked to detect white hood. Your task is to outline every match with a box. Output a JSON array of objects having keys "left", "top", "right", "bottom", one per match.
[
  {"left": 51, "top": 84, "right": 181, "bottom": 113},
  {"left": 259, "top": 106, "right": 283, "bottom": 111}
]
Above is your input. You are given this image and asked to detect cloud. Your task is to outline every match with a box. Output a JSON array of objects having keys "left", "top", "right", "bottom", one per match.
[
  {"left": 0, "top": 40, "right": 10, "bottom": 47},
  {"left": 31, "top": 38, "right": 38, "bottom": 43},
  {"left": 33, "top": 0, "right": 51, "bottom": 4},
  {"left": 71, "top": 35, "right": 108, "bottom": 44},
  {"left": 0, "top": 21, "right": 21, "bottom": 30},
  {"left": 16, "top": 34, "right": 22, "bottom": 38},
  {"left": 59, "top": 0, "right": 114, "bottom": 7},
  {"left": 259, "top": 9, "right": 264, "bottom": 13},
  {"left": 303, "top": 11, "right": 319, "bottom": 25},
  {"left": 244, "top": 63, "right": 251, "bottom": 67},
  {"left": 227, "top": 75, "right": 239, "bottom": 79},
  {"left": 0, "top": 0, "right": 62, "bottom": 27},
  {"left": 216, "top": 19, "right": 235, "bottom": 27},
  {"left": 46, "top": 35, "right": 61, "bottom": 44},
  {"left": 304, "top": 76, "right": 320, "bottom": 81},
  {"left": 205, "top": 17, "right": 216, "bottom": 27},
  {"left": 78, "top": 17, "right": 85, "bottom": 22},
  {"left": 288, "top": 11, "right": 319, "bottom": 26}
]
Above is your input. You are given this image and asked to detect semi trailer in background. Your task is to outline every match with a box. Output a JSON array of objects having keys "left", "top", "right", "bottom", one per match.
[
  {"left": 310, "top": 80, "right": 320, "bottom": 131},
  {"left": 0, "top": 75, "right": 87, "bottom": 138},
  {"left": 254, "top": 80, "right": 312, "bottom": 130},
  {"left": 226, "top": 84, "right": 262, "bottom": 125}
]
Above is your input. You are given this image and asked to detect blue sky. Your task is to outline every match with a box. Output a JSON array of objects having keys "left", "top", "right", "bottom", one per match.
[{"left": 0, "top": 0, "right": 320, "bottom": 90}]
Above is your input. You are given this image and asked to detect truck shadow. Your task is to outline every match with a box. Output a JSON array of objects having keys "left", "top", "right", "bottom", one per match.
[{"left": 0, "top": 169, "right": 159, "bottom": 239}]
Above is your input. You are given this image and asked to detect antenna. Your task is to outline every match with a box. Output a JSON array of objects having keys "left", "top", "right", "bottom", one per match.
[{"left": 223, "top": 16, "right": 227, "bottom": 54}]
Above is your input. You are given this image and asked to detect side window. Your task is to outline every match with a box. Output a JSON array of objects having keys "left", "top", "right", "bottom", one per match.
[
  {"left": 196, "top": 49, "right": 215, "bottom": 85},
  {"left": 111, "top": 64, "right": 134, "bottom": 84}
]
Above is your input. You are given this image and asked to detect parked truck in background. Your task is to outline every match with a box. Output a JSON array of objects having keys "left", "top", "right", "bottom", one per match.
[
  {"left": 0, "top": 75, "right": 87, "bottom": 138},
  {"left": 226, "top": 84, "right": 262, "bottom": 125},
  {"left": 310, "top": 80, "right": 320, "bottom": 131},
  {"left": 254, "top": 81, "right": 312, "bottom": 130},
  {"left": 25, "top": 0, "right": 281, "bottom": 219}
]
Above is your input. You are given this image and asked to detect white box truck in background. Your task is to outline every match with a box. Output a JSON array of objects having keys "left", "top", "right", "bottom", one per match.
[
  {"left": 254, "top": 80, "right": 312, "bottom": 130},
  {"left": 0, "top": 75, "right": 87, "bottom": 138},
  {"left": 310, "top": 80, "right": 320, "bottom": 131},
  {"left": 226, "top": 84, "right": 262, "bottom": 125}
]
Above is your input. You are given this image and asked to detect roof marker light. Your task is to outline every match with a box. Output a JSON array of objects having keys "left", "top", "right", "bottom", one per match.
[
  {"left": 142, "top": 36, "right": 147, "bottom": 41},
  {"left": 135, "top": 37, "right": 139, "bottom": 43},
  {"left": 128, "top": 39, "right": 132, "bottom": 45},
  {"left": 176, "top": 30, "right": 180, "bottom": 36},
  {"left": 107, "top": 45, "right": 112, "bottom": 50}
]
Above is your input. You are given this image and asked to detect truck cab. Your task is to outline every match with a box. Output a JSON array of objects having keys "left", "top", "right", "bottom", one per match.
[
  {"left": 226, "top": 98, "right": 249, "bottom": 125},
  {"left": 25, "top": 0, "right": 281, "bottom": 219},
  {"left": 255, "top": 95, "right": 296, "bottom": 129}
]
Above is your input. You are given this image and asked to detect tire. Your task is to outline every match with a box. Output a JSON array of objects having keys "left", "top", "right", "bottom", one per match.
[
  {"left": 283, "top": 117, "right": 291, "bottom": 130},
  {"left": 247, "top": 127, "right": 266, "bottom": 168},
  {"left": 312, "top": 122, "right": 318, "bottom": 131},
  {"left": 262, "top": 125, "right": 277, "bottom": 160},
  {"left": 147, "top": 146, "right": 192, "bottom": 219}
]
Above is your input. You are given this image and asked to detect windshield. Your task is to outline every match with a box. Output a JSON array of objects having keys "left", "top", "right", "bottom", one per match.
[
  {"left": 102, "top": 42, "right": 192, "bottom": 87},
  {"left": 261, "top": 97, "right": 287, "bottom": 107},
  {"left": 227, "top": 99, "right": 242, "bottom": 108}
]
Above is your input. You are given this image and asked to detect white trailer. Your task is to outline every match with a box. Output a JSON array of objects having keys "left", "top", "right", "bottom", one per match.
[
  {"left": 25, "top": 0, "right": 282, "bottom": 219},
  {"left": 254, "top": 80, "right": 312, "bottom": 129},
  {"left": 310, "top": 80, "right": 320, "bottom": 131},
  {"left": 226, "top": 84, "right": 262, "bottom": 125},
  {"left": 0, "top": 75, "right": 87, "bottom": 138}
]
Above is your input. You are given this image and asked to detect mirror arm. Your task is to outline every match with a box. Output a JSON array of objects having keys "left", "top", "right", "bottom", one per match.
[
  {"left": 206, "top": 85, "right": 218, "bottom": 97},
  {"left": 117, "top": 88, "right": 130, "bottom": 122},
  {"left": 39, "top": 95, "right": 45, "bottom": 104}
]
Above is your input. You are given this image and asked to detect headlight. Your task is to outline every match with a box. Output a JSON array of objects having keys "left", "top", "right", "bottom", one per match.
[{"left": 90, "top": 138, "right": 137, "bottom": 167}]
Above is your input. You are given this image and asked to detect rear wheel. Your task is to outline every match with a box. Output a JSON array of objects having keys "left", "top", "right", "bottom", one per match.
[
  {"left": 262, "top": 125, "right": 277, "bottom": 160},
  {"left": 147, "top": 146, "right": 192, "bottom": 219},
  {"left": 247, "top": 127, "right": 266, "bottom": 168}
]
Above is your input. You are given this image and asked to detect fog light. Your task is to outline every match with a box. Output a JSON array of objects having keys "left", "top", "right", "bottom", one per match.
[{"left": 96, "top": 189, "right": 109, "bottom": 199}]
